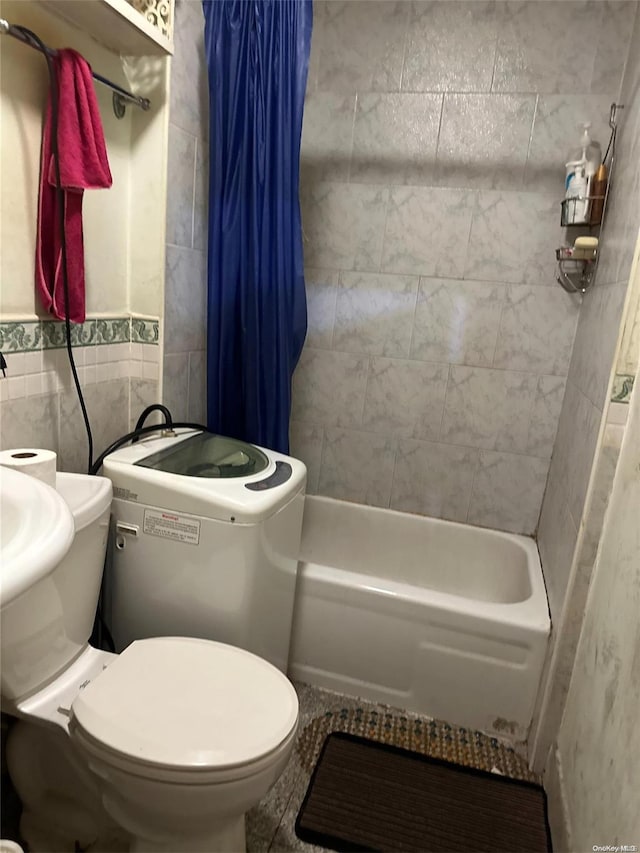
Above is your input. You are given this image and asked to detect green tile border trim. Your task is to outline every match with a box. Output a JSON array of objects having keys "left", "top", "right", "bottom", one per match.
[
  {"left": 40, "top": 319, "right": 99, "bottom": 349},
  {"left": 0, "top": 321, "right": 41, "bottom": 352},
  {"left": 611, "top": 373, "right": 634, "bottom": 404},
  {"left": 131, "top": 317, "right": 159, "bottom": 344},
  {"left": 0, "top": 316, "right": 159, "bottom": 352},
  {"left": 96, "top": 318, "right": 130, "bottom": 346}
]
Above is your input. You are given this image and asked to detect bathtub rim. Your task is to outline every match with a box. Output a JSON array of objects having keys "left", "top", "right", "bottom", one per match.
[
  {"left": 298, "top": 495, "right": 550, "bottom": 634},
  {"left": 297, "top": 560, "right": 550, "bottom": 635}
]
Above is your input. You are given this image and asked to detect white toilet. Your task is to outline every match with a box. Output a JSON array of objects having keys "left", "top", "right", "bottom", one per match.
[{"left": 1, "top": 472, "right": 299, "bottom": 853}]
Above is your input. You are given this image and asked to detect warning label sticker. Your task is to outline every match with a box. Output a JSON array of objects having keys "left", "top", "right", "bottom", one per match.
[
  {"left": 113, "top": 486, "right": 139, "bottom": 502},
  {"left": 143, "top": 509, "right": 201, "bottom": 545}
]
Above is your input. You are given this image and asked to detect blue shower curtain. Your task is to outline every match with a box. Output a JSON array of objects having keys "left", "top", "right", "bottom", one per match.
[{"left": 202, "top": 0, "right": 312, "bottom": 454}]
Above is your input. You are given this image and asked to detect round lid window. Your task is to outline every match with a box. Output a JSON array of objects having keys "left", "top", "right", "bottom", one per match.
[{"left": 135, "top": 433, "right": 270, "bottom": 478}]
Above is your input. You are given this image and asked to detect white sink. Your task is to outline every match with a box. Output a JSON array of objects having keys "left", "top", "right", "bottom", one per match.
[{"left": 0, "top": 466, "right": 75, "bottom": 607}]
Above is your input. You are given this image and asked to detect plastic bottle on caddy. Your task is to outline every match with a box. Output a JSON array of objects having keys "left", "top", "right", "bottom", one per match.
[
  {"left": 565, "top": 159, "right": 588, "bottom": 223},
  {"left": 564, "top": 123, "right": 602, "bottom": 224},
  {"left": 565, "top": 123, "right": 602, "bottom": 189},
  {"left": 589, "top": 162, "right": 608, "bottom": 225}
]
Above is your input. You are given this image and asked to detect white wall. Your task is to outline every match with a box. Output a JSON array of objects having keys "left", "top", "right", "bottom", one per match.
[
  {"left": 0, "top": 0, "right": 169, "bottom": 321},
  {"left": 0, "top": 0, "right": 133, "bottom": 317},
  {"left": 550, "top": 372, "right": 640, "bottom": 850},
  {"left": 0, "top": 0, "right": 170, "bottom": 467},
  {"left": 128, "top": 52, "right": 171, "bottom": 320}
]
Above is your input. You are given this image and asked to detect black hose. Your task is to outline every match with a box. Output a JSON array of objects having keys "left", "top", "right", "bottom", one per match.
[
  {"left": 89, "top": 422, "right": 209, "bottom": 475},
  {"left": 15, "top": 26, "right": 95, "bottom": 473},
  {"left": 131, "top": 404, "right": 174, "bottom": 442}
]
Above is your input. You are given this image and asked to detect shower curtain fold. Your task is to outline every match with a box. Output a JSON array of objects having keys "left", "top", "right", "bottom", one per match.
[{"left": 202, "top": 0, "right": 312, "bottom": 454}]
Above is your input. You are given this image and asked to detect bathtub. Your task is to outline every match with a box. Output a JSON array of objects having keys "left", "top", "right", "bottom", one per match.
[{"left": 289, "top": 496, "right": 550, "bottom": 741}]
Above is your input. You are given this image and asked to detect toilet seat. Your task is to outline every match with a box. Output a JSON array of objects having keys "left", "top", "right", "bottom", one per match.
[{"left": 70, "top": 637, "right": 299, "bottom": 779}]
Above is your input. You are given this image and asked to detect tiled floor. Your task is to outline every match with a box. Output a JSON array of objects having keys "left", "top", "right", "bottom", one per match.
[
  {"left": 2, "top": 682, "right": 536, "bottom": 853},
  {"left": 246, "top": 681, "right": 537, "bottom": 852}
]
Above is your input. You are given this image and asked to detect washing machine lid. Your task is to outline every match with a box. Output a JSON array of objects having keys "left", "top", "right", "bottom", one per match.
[
  {"left": 103, "top": 430, "right": 307, "bottom": 523},
  {"left": 71, "top": 637, "right": 299, "bottom": 770},
  {"left": 135, "top": 433, "right": 270, "bottom": 479}
]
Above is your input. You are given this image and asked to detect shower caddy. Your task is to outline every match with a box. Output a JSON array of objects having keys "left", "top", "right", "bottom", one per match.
[{"left": 556, "top": 102, "right": 623, "bottom": 295}]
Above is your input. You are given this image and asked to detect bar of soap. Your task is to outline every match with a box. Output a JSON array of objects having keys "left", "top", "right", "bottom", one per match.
[
  {"left": 574, "top": 236, "right": 599, "bottom": 249},
  {"left": 573, "top": 236, "right": 598, "bottom": 259}
]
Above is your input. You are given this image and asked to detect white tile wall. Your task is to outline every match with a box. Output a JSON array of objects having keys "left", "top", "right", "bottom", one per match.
[
  {"left": 389, "top": 439, "right": 478, "bottom": 522},
  {"left": 333, "top": 272, "right": 418, "bottom": 357},
  {"left": 351, "top": 93, "right": 442, "bottom": 186},
  {"left": 380, "top": 187, "right": 475, "bottom": 279},
  {"left": 436, "top": 94, "right": 536, "bottom": 190},
  {"left": 0, "top": 343, "right": 159, "bottom": 399},
  {"left": 317, "top": 1, "right": 408, "bottom": 94},
  {"left": 403, "top": 1, "right": 498, "bottom": 94},
  {"left": 410, "top": 279, "right": 504, "bottom": 367},
  {"left": 164, "top": 0, "right": 209, "bottom": 423},
  {"left": 530, "top": 7, "right": 640, "bottom": 770},
  {"left": 293, "top": 0, "right": 633, "bottom": 535}
]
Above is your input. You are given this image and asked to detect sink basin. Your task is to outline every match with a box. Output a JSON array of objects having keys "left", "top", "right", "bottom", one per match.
[{"left": 0, "top": 466, "right": 75, "bottom": 607}]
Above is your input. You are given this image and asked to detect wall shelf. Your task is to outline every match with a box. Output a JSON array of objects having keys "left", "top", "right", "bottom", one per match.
[
  {"left": 555, "top": 103, "right": 623, "bottom": 295},
  {"left": 40, "top": 0, "right": 174, "bottom": 56}
]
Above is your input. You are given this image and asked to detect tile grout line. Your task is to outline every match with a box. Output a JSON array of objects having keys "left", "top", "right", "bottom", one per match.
[
  {"left": 522, "top": 93, "right": 539, "bottom": 188},
  {"left": 345, "top": 92, "right": 357, "bottom": 185},
  {"left": 191, "top": 135, "right": 199, "bottom": 250},
  {"left": 464, "top": 447, "right": 483, "bottom": 525},
  {"left": 315, "top": 426, "right": 327, "bottom": 497},
  {"left": 436, "top": 362, "right": 452, "bottom": 444}
]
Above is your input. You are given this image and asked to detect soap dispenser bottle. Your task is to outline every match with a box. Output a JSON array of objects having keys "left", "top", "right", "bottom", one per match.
[
  {"left": 565, "top": 159, "right": 588, "bottom": 224},
  {"left": 565, "top": 123, "right": 602, "bottom": 185},
  {"left": 564, "top": 122, "right": 602, "bottom": 225}
]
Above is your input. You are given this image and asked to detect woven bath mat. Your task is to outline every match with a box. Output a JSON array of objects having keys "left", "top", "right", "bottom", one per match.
[
  {"left": 295, "top": 706, "right": 538, "bottom": 782},
  {"left": 296, "top": 732, "right": 551, "bottom": 853}
]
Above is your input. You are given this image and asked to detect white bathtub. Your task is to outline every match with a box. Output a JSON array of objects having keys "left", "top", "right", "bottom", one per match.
[{"left": 289, "top": 496, "right": 550, "bottom": 741}]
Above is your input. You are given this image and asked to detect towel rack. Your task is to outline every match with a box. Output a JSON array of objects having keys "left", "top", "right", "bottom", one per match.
[{"left": 0, "top": 17, "right": 150, "bottom": 117}]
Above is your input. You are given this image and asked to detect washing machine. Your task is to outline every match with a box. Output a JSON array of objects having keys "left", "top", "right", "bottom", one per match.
[{"left": 102, "top": 429, "right": 306, "bottom": 672}]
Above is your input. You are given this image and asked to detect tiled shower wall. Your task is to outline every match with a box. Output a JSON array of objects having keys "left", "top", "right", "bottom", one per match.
[
  {"left": 537, "top": 2, "right": 640, "bottom": 624},
  {"left": 531, "top": 3, "right": 640, "bottom": 771},
  {"left": 162, "top": 0, "right": 209, "bottom": 426},
  {"left": 290, "top": 0, "right": 634, "bottom": 535}
]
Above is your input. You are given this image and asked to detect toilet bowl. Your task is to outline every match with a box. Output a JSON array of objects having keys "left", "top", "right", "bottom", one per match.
[
  {"left": 69, "top": 637, "right": 298, "bottom": 853},
  {"left": 0, "top": 469, "right": 299, "bottom": 853}
]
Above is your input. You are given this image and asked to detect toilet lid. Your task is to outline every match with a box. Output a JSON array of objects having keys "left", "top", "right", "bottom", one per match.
[{"left": 71, "top": 637, "right": 298, "bottom": 770}]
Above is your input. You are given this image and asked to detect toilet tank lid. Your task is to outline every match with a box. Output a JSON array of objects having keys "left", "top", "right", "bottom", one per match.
[
  {"left": 70, "top": 637, "right": 299, "bottom": 771},
  {"left": 56, "top": 473, "right": 112, "bottom": 531}
]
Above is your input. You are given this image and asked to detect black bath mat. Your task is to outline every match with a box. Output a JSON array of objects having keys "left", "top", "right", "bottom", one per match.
[{"left": 295, "top": 732, "right": 551, "bottom": 852}]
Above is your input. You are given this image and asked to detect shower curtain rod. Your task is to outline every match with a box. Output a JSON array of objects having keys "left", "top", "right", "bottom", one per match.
[{"left": 0, "top": 17, "right": 151, "bottom": 113}]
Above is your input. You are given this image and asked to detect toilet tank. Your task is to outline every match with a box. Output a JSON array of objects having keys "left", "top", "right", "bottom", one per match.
[{"left": 0, "top": 474, "right": 112, "bottom": 704}]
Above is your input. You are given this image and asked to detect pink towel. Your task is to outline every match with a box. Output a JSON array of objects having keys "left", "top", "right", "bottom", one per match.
[{"left": 35, "top": 49, "right": 112, "bottom": 324}]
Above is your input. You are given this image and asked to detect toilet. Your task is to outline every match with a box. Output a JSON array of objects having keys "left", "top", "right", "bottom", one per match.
[{"left": 1, "top": 472, "right": 299, "bottom": 853}]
